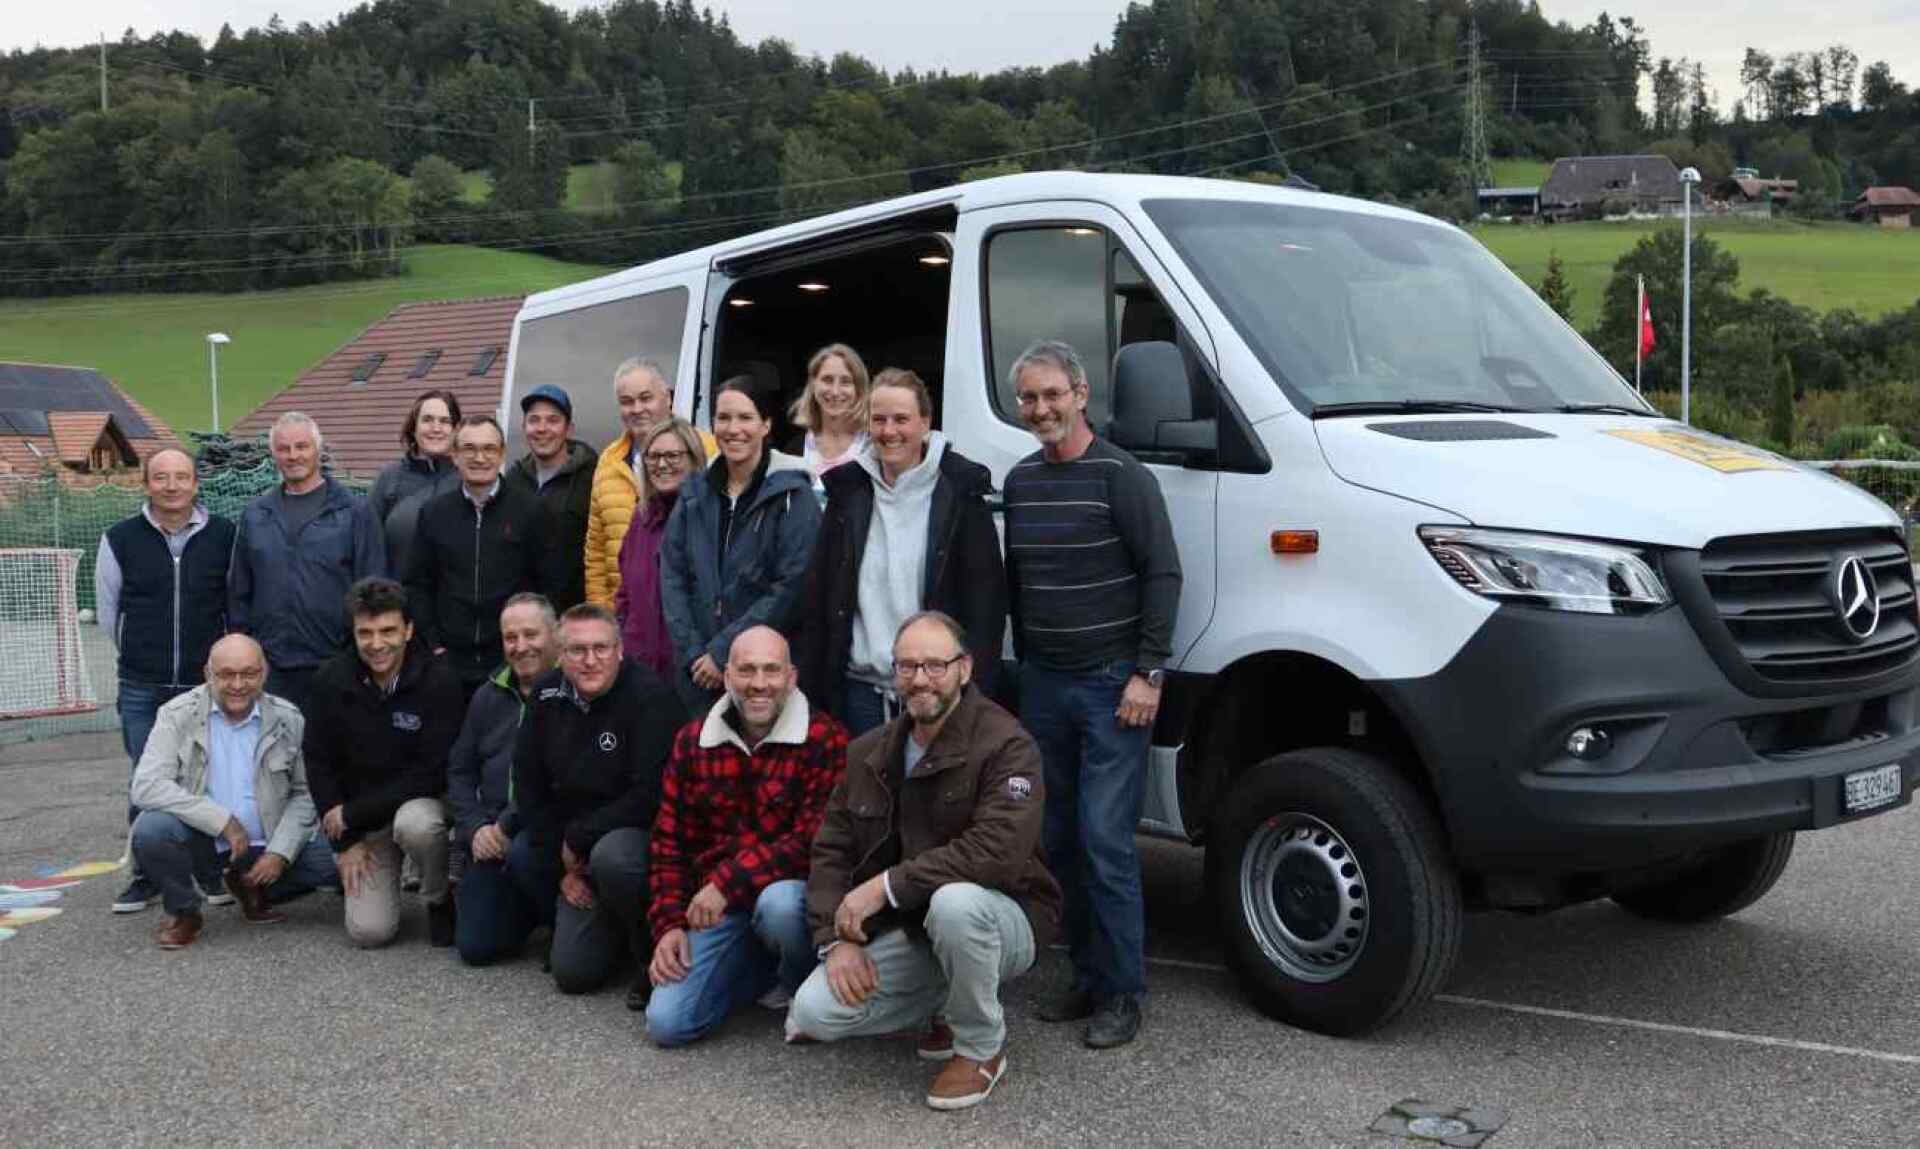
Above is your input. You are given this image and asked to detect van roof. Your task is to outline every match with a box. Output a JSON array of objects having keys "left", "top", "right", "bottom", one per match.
[{"left": 520, "top": 171, "right": 1443, "bottom": 316}]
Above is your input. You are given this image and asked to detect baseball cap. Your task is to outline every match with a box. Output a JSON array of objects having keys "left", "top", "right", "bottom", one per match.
[{"left": 519, "top": 383, "right": 573, "bottom": 420}]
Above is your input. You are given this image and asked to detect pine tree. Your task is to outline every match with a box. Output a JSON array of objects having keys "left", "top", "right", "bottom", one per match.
[{"left": 1538, "top": 251, "right": 1575, "bottom": 322}]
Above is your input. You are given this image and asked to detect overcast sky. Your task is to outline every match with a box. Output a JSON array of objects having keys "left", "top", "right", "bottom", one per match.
[{"left": 8, "top": 2, "right": 1917, "bottom": 118}]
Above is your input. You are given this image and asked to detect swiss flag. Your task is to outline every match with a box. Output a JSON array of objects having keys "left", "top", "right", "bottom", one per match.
[{"left": 1639, "top": 292, "right": 1657, "bottom": 359}]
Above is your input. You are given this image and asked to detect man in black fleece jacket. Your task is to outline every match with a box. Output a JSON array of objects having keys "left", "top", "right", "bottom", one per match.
[
  {"left": 511, "top": 603, "right": 681, "bottom": 1004},
  {"left": 304, "top": 577, "right": 467, "bottom": 949}
]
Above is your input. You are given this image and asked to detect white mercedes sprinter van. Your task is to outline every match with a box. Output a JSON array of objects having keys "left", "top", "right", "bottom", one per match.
[{"left": 503, "top": 172, "right": 1917, "bottom": 1035}]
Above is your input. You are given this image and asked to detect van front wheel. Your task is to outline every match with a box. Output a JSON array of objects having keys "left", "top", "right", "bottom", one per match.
[{"left": 1212, "top": 748, "right": 1461, "bottom": 1037}]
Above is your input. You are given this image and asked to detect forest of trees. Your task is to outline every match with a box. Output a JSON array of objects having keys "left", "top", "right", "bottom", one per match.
[{"left": 0, "top": 0, "right": 1914, "bottom": 297}]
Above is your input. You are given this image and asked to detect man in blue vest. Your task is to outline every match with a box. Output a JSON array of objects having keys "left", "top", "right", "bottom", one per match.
[
  {"left": 96, "top": 447, "right": 238, "bottom": 915},
  {"left": 229, "top": 412, "right": 386, "bottom": 711}
]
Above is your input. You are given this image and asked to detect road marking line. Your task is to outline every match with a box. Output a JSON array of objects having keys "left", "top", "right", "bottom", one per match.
[
  {"left": 1433, "top": 995, "right": 1920, "bottom": 1067},
  {"left": 1137, "top": 955, "right": 1920, "bottom": 1066}
]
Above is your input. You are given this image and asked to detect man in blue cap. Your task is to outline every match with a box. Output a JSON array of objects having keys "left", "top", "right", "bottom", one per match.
[{"left": 505, "top": 383, "right": 598, "bottom": 614}]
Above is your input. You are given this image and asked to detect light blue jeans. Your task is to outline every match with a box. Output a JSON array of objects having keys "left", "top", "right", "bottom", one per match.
[{"left": 644, "top": 879, "right": 813, "bottom": 1047}]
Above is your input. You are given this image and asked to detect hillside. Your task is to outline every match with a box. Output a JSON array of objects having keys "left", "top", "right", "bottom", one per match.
[
  {"left": 1472, "top": 218, "right": 1920, "bottom": 329},
  {"left": 0, "top": 245, "right": 610, "bottom": 438}
]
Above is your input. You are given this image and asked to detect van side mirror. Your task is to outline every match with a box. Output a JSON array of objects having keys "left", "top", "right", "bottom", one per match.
[{"left": 1110, "top": 341, "right": 1219, "bottom": 466}]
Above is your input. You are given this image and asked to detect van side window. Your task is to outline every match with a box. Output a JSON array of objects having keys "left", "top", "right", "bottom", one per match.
[
  {"left": 513, "top": 287, "right": 689, "bottom": 447},
  {"left": 985, "top": 227, "right": 1111, "bottom": 428}
]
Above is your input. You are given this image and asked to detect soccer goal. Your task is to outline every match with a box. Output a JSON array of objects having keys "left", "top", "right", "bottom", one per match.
[{"left": 0, "top": 547, "right": 98, "bottom": 720}]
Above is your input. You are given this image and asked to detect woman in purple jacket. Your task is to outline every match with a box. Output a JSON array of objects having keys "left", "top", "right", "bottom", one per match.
[{"left": 614, "top": 417, "right": 707, "bottom": 683}]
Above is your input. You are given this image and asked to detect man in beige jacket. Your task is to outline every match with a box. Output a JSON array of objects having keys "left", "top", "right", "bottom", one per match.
[{"left": 129, "top": 634, "right": 338, "bottom": 950}]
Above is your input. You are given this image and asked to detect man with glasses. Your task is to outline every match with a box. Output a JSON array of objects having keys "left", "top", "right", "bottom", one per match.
[
  {"left": 128, "top": 634, "right": 339, "bottom": 949},
  {"left": 788, "top": 612, "right": 1060, "bottom": 1111},
  {"left": 405, "top": 416, "right": 554, "bottom": 693},
  {"left": 510, "top": 603, "right": 681, "bottom": 1004},
  {"left": 1002, "top": 339, "right": 1181, "bottom": 1050},
  {"left": 644, "top": 625, "right": 847, "bottom": 1047}
]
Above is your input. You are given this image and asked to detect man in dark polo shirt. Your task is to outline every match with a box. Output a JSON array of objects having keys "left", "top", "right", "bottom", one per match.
[{"left": 1001, "top": 338, "right": 1180, "bottom": 1051}]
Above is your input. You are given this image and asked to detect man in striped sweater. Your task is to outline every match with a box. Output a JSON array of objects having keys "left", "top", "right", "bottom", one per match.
[{"left": 1002, "top": 339, "right": 1181, "bottom": 1051}]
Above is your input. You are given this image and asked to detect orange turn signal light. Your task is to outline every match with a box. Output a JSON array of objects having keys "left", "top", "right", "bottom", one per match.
[{"left": 1270, "top": 530, "right": 1320, "bottom": 555}]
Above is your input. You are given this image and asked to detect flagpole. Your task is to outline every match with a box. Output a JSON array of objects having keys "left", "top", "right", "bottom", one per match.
[{"left": 1635, "top": 274, "right": 1644, "bottom": 395}]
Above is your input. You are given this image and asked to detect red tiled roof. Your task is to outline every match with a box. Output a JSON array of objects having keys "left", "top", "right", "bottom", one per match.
[
  {"left": 47, "top": 411, "right": 113, "bottom": 465},
  {"left": 1857, "top": 186, "right": 1920, "bottom": 208},
  {"left": 230, "top": 296, "right": 524, "bottom": 479}
]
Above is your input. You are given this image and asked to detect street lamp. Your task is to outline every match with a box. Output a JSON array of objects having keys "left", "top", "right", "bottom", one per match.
[
  {"left": 1679, "top": 167, "right": 1701, "bottom": 426},
  {"left": 205, "top": 332, "right": 231, "bottom": 433}
]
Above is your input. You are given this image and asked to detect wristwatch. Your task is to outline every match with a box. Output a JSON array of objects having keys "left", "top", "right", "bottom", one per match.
[{"left": 1136, "top": 668, "right": 1166, "bottom": 689}]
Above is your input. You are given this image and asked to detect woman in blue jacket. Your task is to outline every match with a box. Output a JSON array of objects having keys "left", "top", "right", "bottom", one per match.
[{"left": 660, "top": 376, "right": 823, "bottom": 714}]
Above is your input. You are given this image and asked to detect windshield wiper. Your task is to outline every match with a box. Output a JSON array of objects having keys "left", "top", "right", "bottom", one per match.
[
  {"left": 1556, "top": 402, "right": 1658, "bottom": 417},
  {"left": 1311, "top": 399, "right": 1532, "bottom": 419}
]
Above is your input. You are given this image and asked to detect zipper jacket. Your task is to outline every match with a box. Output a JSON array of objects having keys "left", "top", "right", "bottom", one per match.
[
  {"left": 404, "top": 479, "right": 552, "bottom": 686},
  {"left": 128, "top": 686, "right": 315, "bottom": 862}
]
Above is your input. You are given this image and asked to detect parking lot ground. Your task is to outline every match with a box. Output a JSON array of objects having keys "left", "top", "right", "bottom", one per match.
[{"left": 4, "top": 732, "right": 1916, "bottom": 1147}]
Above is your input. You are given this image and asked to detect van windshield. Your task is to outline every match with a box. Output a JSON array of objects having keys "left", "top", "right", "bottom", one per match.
[{"left": 1142, "top": 198, "right": 1646, "bottom": 416}]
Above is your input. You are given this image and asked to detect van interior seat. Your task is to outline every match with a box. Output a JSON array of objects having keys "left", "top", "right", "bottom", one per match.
[{"left": 1111, "top": 340, "right": 1216, "bottom": 454}]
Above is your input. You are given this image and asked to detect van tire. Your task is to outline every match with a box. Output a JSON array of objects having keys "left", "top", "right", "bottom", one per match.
[
  {"left": 1212, "top": 747, "right": 1460, "bottom": 1037},
  {"left": 1610, "top": 832, "right": 1795, "bottom": 923}
]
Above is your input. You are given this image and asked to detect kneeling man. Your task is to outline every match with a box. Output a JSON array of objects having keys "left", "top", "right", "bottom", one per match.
[
  {"left": 510, "top": 603, "right": 680, "bottom": 1000},
  {"left": 304, "top": 577, "right": 467, "bottom": 947},
  {"left": 645, "top": 625, "right": 847, "bottom": 1046},
  {"left": 788, "top": 612, "right": 1060, "bottom": 1111},
  {"left": 130, "top": 634, "right": 339, "bottom": 949}
]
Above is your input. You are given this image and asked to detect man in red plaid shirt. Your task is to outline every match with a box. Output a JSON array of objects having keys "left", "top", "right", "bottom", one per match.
[{"left": 644, "top": 625, "right": 848, "bottom": 1046}]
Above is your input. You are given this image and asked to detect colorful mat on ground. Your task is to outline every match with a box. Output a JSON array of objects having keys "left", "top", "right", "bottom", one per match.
[{"left": 0, "top": 860, "right": 118, "bottom": 940}]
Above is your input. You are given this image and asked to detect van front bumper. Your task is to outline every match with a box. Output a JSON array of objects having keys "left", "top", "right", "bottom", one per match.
[{"left": 1377, "top": 603, "right": 1920, "bottom": 875}]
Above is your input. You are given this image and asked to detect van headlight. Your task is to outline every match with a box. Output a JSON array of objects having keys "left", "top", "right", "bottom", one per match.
[{"left": 1418, "top": 527, "right": 1670, "bottom": 615}]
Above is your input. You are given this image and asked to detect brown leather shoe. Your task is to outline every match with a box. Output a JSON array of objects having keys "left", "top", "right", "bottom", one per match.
[
  {"left": 917, "top": 1016, "right": 955, "bottom": 1061},
  {"left": 224, "top": 870, "right": 288, "bottom": 924},
  {"left": 926, "top": 1051, "right": 1006, "bottom": 1111},
  {"left": 155, "top": 910, "right": 204, "bottom": 950}
]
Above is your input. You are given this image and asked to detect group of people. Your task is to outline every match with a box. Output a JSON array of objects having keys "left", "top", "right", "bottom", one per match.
[{"left": 98, "top": 337, "right": 1180, "bottom": 1111}]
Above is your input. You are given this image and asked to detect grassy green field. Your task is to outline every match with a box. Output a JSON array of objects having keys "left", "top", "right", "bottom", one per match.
[
  {"left": 1471, "top": 219, "right": 1920, "bottom": 329},
  {"left": 1489, "top": 158, "right": 1550, "bottom": 188},
  {"left": 0, "top": 246, "right": 610, "bottom": 439}
]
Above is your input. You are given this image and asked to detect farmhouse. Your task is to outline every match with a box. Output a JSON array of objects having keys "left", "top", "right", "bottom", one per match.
[
  {"left": 1538, "top": 154, "right": 1684, "bottom": 221},
  {"left": 1476, "top": 185, "right": 1541, "bottom": 217},
  {"left": 0, "top": 362, "right": 182, "bottom": 483},
  {"left": 1718, "top": 173, "right": 1798, "bottom": 218},
  {"left": 1850, "top": 186, "right": 1920, "bottom": 229},
  {"left": 231, "top": 296, "right": 522, "bottom": 478}
]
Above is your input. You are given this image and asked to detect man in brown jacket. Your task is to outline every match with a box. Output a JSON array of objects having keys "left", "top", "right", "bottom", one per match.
[{"left": 787, "top": 611, "right": 1060, "bottom": 1112}]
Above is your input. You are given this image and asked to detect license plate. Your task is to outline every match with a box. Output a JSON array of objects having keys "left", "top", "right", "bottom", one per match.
[{"left": 1842, "top": 764, "right": 1904, "bottom": 815}]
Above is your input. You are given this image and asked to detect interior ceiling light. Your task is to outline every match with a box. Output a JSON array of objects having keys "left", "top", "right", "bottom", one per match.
[
  {"left": 728, "top": 297, "right": 755, "bottom": 307},
  {"left": 918, "top": 254, "right": 951, "bottom": 266},
  {"left": 797, "top": 281, "right": 830, "bottom": 292},
  {"left": 1064, "top": 227, "right": 1100, "bottom": 236}
]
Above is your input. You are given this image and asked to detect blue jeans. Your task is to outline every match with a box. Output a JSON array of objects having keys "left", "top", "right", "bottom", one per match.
[
  {"left": 129, "top": 810, "right": 339, "bottom": 915},
  {"left": 1021, "top": 660, "right": 1151, "bottom": 999},
  {"left": 839, "top": 680, "right": 894, "bottom": 739},
  {"left": 118, "top": 681, "right": 192, "bottom": 824},
  {"left": 644, "top": 879, "right": 813, "bottom": 1047},
  {"left": 456, "top": 857, "right": 538, "bottom": 967}
]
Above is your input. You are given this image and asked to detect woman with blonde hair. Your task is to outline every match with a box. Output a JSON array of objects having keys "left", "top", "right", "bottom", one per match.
[
  {"left": 787, "top": 343, "right": 871, "bottom": 488},
  {"left": 613, "top": 417, "right": 708, "bottom": 681}
]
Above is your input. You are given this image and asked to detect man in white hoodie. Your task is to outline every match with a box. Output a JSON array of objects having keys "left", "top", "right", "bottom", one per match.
[{"left": 794, "top": 369, "right": 1007, "bottom": 737}]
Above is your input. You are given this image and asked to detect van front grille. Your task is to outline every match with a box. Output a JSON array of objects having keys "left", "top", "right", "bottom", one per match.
[{"left": 1698, "top": 531, "right": 1919, "bottom": 684}]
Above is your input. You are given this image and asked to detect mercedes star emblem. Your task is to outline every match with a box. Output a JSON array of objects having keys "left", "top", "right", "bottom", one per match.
[
  {"left": 1834, "top": 555, "right": 1881, "bottom": 641},
  {"left": 598, "top": 732, "right": 619, "bottom": 752}
]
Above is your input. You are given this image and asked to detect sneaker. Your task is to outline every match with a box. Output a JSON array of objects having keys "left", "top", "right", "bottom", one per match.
[
  {"left": 756, "top": 984, "right": 795, "bottom": 1012},
  {"left": 1034, "top": 986, "right": 1095, "bottom": 1023},
  {"left": 199, "top": 874, "right": 236, "bottom": 907},
  {"left": 917, "top": 1016, "right": 955, "bottom": 1061},
  {"left": 926, "top": 1052, "right": 1007, "bottom": 1111},
  {"left": 427, "top": 898, "right": 457, "bottom": 947},
  {"left": 1084, "top": 993, "right": 1141, "bottom": 1050},
  {"left": 155, "top": 909, "right": 204, "bottom": 950},
  {"left": 112, "top": 877, "right": 160, "bottom": 914}
]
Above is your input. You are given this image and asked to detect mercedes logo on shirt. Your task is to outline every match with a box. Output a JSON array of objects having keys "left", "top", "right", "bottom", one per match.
[
  {"left": 1833, "top": 555, "right": 1881, "bottom": 642},
  {"left": 598, "top": 731, "right": 619, "bottom": 752}
]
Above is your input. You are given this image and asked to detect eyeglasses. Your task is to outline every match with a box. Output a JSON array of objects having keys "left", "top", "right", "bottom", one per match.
[
  {"left": 893, "top": 654, "right": 967, "bottom": 682},
  {"left": 562, "top": 642, "right": 618, "bottom": 662},
  {"left": 211, "top": 668, "right": 264, "bottom": 684},
  {"left": 643, "top": 449, "right": 691, "bottom": 470},
  {"left": 456, "top": 443, "right": 504, "bottom": 458},
  {"left": 1014, "top": 386, "right": 1078, "bottom": 409}
]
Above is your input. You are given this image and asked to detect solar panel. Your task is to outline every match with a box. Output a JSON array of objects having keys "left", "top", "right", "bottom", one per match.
[{"left": 0, "top": 364, "right": 153, "bottom": 438}]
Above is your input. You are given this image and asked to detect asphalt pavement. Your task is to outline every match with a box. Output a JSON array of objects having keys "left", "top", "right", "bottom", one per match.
[{"left": 3, "top": 731, "right": 1915, "bottom": 1147}]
